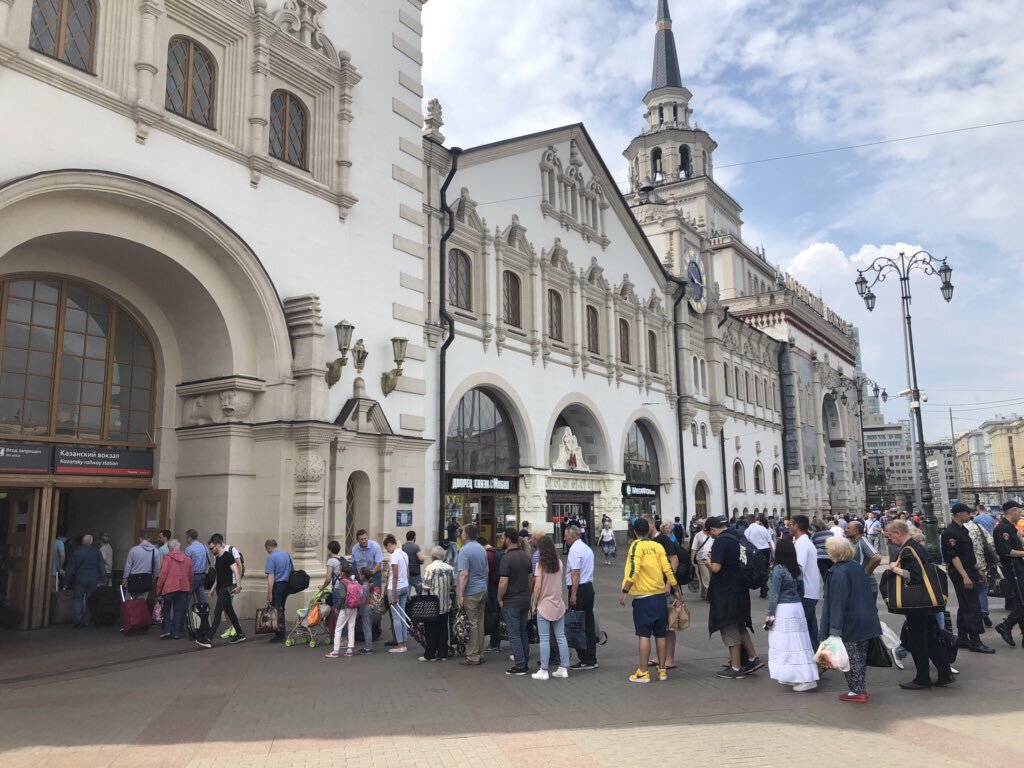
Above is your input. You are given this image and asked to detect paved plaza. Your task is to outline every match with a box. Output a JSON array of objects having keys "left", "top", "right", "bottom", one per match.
[{"left": 1, "top": 556, "right": 1022, "bottom": 768}]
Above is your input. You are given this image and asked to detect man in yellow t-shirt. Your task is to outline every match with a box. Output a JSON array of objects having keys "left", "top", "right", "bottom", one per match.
[{"left": 619, "top": 518, "right": 683, "bottom": 683}]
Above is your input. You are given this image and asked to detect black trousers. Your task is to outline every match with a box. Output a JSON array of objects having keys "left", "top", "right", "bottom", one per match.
[
  {"left": 949, "top": 570, "right": 983, "bottom": 638},
  {"left": 424, "top": 612, "right": 450, "bottom": 660},
  {"left": 905, "top": 611, "right": 952, "bottom": 684},
  {"left": 573, "top": 582, "right": 597, "bottom": 665},
  {"left": 1001, "top": 567, "right": 1024, "bottom": 630},
  {"left": 211, "top": 587, "right": 243, "bottom": 637},
  {"left": 758, "top": 549, "right": 771, "bottom": 597}
]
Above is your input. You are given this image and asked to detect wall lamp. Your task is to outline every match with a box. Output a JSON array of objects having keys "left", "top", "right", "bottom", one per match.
[
  {"left": 381, "top": 337, "right": 409, "bottom": 397},
  {"left": 326, "top": 320, "right": 355, "bottom": 388}
]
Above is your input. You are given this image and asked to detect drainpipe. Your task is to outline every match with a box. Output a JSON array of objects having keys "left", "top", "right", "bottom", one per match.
[
  {"left": 778, "top": 341, "right": 794, "bottom": 516},
  {"left": 671, "top": 282, "right": 689, "bottom": 528},
  {"left": 436, "top": 148, "right": 462, "bottom": 545},
  {"left": 720, "top": 427, "right": 730, "bottom": 518}
]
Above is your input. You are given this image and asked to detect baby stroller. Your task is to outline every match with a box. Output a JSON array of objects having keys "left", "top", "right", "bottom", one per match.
[{"left": 285, "top": 587, "right": 331, "bottom": 648}]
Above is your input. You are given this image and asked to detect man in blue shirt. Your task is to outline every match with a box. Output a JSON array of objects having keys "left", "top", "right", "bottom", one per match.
[
  {"left": 456, "top": 523, "right": 488, "bottom": 665},
  {"left": 264, "top": 539, "right": 292, "bottom": 643},
  {"left": 973, "top": 504, "right": 997, "bottom": 535},
  {"left": 184, "top": 529, "right": 210, "bottom": 606},
  {"left": 350, "top": 529, "right": 384, "bottom": 653}
]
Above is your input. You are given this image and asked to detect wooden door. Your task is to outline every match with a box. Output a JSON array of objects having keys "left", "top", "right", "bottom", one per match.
[
  {"left": 136, "top": 489, "right": 170, "bottom": 542},
  {"left": 0, "top": 489, "right": 40, "bottom": 629}
]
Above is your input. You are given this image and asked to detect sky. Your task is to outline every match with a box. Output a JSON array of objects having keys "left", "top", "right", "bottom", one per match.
[{"left": 420, "top": 0, "right": 1024, "bottom": 444}]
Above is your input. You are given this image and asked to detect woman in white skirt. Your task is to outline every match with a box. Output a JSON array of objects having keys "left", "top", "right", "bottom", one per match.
[
  {"left": 598, "top": 522, "right": 616, "bottom": 565},
  {"left": 765, "top": 539, "right": 819, "bottom": 692}
]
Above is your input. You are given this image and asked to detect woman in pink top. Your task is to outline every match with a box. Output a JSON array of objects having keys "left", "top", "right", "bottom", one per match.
[{"left": 531, "top": 536, "right": 569, "bottom": 680}]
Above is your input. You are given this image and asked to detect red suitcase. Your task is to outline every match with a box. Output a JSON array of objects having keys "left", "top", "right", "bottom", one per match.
[{"left": 119, "top": 586, "right": 151, "bottom": 634}]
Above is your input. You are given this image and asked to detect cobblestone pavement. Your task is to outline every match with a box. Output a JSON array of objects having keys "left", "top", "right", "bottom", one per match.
[{"left": 2, "top": 552, "right": 1022, "bottom": 768}]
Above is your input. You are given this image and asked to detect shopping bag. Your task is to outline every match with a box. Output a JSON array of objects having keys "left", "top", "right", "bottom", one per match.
[
  {"left": 406, "top": 594, "right": 440, "bottom": 623},
  {"left": 865, "top": 636, "right": 892, "bottom": 668},
  {"left": 814, "top": 635, "right": 850, "bottom": 672},
  {"left": 255, "top": 604, "right": 279, "bottom": 635},
  {"left": 564, "top": 609, "right": 587, "bottom": 649},
  {"left": 879, "top": 621, "right": 902, "bottom": 651},
  {"left": 151, "top": 600, "right": 163, "bottom": 625},
  {"left": 370, "top": 586, "right": 386, "bottom": 615},
  {"left": 667, "top": 601, "right": 690, "bottom": 632}
]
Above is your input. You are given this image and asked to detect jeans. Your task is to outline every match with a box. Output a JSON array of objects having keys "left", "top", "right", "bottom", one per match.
[
  {"left": 161, "top": 591, "right": 187, "bottom": 636},
  {"left": 272, "top": 581, "right": 289, "bottom": 640},
  {"left": 72, "top": 582, "right": 98, "bottom": 626},
  {"left": 572, "top": 582, "right": 597, "bottom": 665},
  {"left": 802, "top": 598, "right": 819, "bottom": 649},
  {"left": 463, "top": 591, "right": 486, "bottom": 662},
  {"left": 537, "top": 614, "right": 569, "bottom": 671},
  {"left": 424, "top": 611, "right": 450, "bottom": 659},
  {"left": 974, "top": 578, "right": 989, "bottom": 616},
  {"left": 390, "top": 586, "right": 410, "bottom": 643},
  {"left": 409, "top": 575, "right": 423, "bottom": 594},
  {"left": 502, "top": 605, "right": 530, "bottom": 670},
  {"left": 191, "top": 573, "right": 208, "bottom": 606},
  {"left": 211, "top": 587, "right": 243, "bottom": 637}
]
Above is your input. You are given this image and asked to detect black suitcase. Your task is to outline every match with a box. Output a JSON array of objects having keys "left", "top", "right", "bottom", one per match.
[
  {"left": 88, "top": 585, "right": 121, "bottom": 625},
  {"left": 187, "top": 600, "right": 211, "bottom": 640}
]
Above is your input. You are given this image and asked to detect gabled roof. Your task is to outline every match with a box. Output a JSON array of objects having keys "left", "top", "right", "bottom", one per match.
[{"left": 652, "top": 0, "right": 683, "bottom": 91}]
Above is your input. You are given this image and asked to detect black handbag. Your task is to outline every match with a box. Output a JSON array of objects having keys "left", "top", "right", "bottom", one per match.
[
  {"left": 526, "top": 615, "right": 540, "bottom": 645},
  {"left": 880, "top": 545, "right": 948, "bottom": 614},
  {"left": 865, "top": 636, "right": 892, "bottom": 668},
  {"left": 564, "top": 609, "right": 588, "bottom": 650},
  {"left": 406, "top": 594, "right": 440, "bottom": 623}
]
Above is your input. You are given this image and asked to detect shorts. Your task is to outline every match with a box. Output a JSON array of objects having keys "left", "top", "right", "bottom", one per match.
[
  {"left": 632, "top": 595, "right": 668, "bottom": 639},
  {"left": 720, "top": 624, "right": 746, "bottom": 647}
]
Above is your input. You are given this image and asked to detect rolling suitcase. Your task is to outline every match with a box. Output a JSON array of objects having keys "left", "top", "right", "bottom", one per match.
[
  {"left": 187, "top": 599, "right": 211, "bottom": 641},
  {"left": 89, "top": 585, "right": 121, "bottom": 626},
  {"left": 119, "top": 585, "right": 151, "bottom": 634}
]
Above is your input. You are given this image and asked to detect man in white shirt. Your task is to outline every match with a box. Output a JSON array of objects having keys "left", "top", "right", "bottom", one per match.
[
  {"left": 743, "top": 516, "right": 774, "bottom": 598},
  {"left": 829, "top": 518, "right": 845, "bottom": 539},
  {"left": 383, "top": 534, "right": 410, "bottom": 654},
  {"left": 565, "top": 525, "right": 598, "bottom": 670},
  {"left": 789, "top": 515, "right": 820, "bottom": 648},
  {"left": 865, "top": 512, "right": 882, "bottom": 552}
]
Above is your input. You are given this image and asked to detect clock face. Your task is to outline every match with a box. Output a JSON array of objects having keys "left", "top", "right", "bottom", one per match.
[{"left": 687, "top": 258, "right": 707, "bottom": 313}]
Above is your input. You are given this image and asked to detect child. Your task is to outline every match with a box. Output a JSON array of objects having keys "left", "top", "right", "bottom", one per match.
[
  {"left": 325, "top": 564, "right": 359, "bottom": 658},
  {"left": 764, "top": 539, "right": 819, "bottom": 692}
]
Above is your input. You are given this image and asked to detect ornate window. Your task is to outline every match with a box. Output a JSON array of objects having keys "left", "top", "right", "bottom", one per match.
[
  {"left": 446, "top": 388, "right": 519, "bottom": 475},
  {"left": 692, "top": 356, "right": 699, "bottom": 390},
  {"left": 755, "top": 375, "right": 762, "bottom": 406},
  {"left": 700, "top": 423, "right": 707, "bottom": 449},
  {"left": 745, "top": 372, "right": 753, "bottom": 403},
  {"left": 651, "top": 147, "right": 663, "bottom": 180},
  {"left": 647, "top": 330, "right": 658, "bottom": 374},
  {"left": 547, "top": 290, "right": 563, "bottom": 342},
  {"left": 502, "top": 270, "right": 521, "bottom": 328},
  {"left": 269, "top": 89, "right": 309, "bottom": 169},
  {"left": 773, "top": 465, "right": 782, "bottom": 494},
  {"left": 733, "top": 460, "right": 745, "bottom": 492},
  {"left": 691, "top": 422, "right": 698, "bottom": 447},
  {"left": 700, "top": 359, "right": 707, "bottom": 393},
  {"left": 448, "top": 249, "right": 472, "bottom": 311},
  {"left": 618, "top": 319, "right": 631, "bottom": 364},
  {"left": 585, "top": 305, "right": 600, "bottom": 354},
  {"left": 724, "top": 362, "right": 732, "bottom": 396},
  {"left": 734, "top": 368, "right": 742, "bottom": 399},
  {"left": 624, "top": 422, "right": 659, "bottom": 483},
  {"left": 694, "top": 480, "right": 709, "bottom": 518},
  {"left": 29, "top": 0, "right": 96, "bottom": 73},
  {"left": 754, "top": 463, "right": 765, "bottom": 493},
  {"left": 0, "top": 277, "right": 155, "bottom": 445},
  {"left": 165, "top": 37, "right": 217, "bottom": 128},
  {"left": 679, "top": 145, "right": 692, "bottom": 177}
]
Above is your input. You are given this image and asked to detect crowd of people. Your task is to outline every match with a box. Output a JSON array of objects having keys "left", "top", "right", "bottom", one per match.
[{"left": 54, "top": 498, "right": 1024, "bottom": 703}]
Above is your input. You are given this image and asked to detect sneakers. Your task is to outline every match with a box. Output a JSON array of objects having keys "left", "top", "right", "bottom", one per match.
[
  {"left": 532, "top": 669, "right": 550, "bottom": 680},
  {"left": 194, "top": 638, "right": 212, "bottom": 648},
  {"left": 228, "top": 634, "right": 246, "bottom": 644},
  {"left": 551, "top": 667, "right": 568, "bottom": 679},
  {"left": 221, "top": 627, "right": 237, "bottom": 639},
  {"left": 629, "top": 668, "right": 651, "bottom": 683},
  {"left": 741, "top": 656, "right": 765, "bottom": 674},
  {"left": 159, "top": 633, "right": 171, "bottom": 639},
  {"left": 716, "top": 667, "right": 746, "bottom": 679},
  {"left": 891, "top": 649, "right": 905, "bottom": 669},
  {"left": 995, "top": 623, "right": 1016, "bottom": 647},
  {"left": 792, "top": 681, "right": 817, "bottom": 692},
  {"left": 839, "top": 692, "right": 868, "bottom": 703},
  {"left": 388, "top": 647, "right": 408, "bottom": 654},
  {"left": 344, "top": 649, "right": 353, "bottom": 657},
  {"left": 657, "top": 667, "right": 668, "bottom": 682},
  {"left": 485, "top": 646, "right": 502, "bottom": 653},
  {"left": 569, "top": 661, "right": 597, "bottom": 670},
  {"left": 325, "top": 651, "right": 341, "bottom": 658},
  {"left": 506, "top": 667, "right": 528, "bottom": 676},
  {"left": 359, "top": 648, "right": 373, "bottom": 655}
]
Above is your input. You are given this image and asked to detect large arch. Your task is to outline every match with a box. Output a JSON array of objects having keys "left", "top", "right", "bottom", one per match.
[
  {"left": 618, "top": 407, "right": 672, "bottom": 483},
  {"left": 445, "top": 373, "right": 535, "bottom": 469},
  {"left": 544, "top": 392, "right": 612, "bottom": 472}
]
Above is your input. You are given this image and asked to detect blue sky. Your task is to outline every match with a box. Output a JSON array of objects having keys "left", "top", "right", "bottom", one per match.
[{"left": 421, "top": 0, "right": 1024, "bottom": 442}]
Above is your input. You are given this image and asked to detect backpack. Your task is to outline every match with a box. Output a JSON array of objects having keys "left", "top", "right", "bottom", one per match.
[
  {"left": 344, "top": 578, "right": 367, "bottom": 609},
  {"left": 734, "top": 532, "right": 768, "bottom": 590},
  {"left": 229, "top": 546, "right": 245, "bottom": 579}
]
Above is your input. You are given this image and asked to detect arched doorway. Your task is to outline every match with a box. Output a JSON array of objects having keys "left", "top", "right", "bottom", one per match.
[
  {"left": 345, "top": 471, "right": 370, "bottom": 551},
  {"left": 821, "top": 393, "right": 849, "bottom": 514},
  {"left": 694, "top": 479, "right": 709, "bottom": 519},
  {"left": 547, "top": 401, "right": 610, "bottom": 545},
  {"left": 622, "top": 421, "right": 661, "bottom": 520},
  {"left": 445, "top": 387, "right": 521, "bottom": 545}
]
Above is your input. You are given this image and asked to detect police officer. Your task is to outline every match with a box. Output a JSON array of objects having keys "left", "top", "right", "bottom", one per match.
[
  {"left": 941, "top": 503, "right": 995, "bottom": 653},
  {"left": 993, "top": 500, "right": 1024, "bottom": 647}
]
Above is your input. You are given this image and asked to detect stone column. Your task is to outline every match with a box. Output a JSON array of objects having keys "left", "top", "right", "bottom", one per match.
[{"left": 132, "top": 0, "right": 165, "bottom": 142}]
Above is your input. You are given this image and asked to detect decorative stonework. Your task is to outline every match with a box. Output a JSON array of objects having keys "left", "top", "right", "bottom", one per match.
[
  {"left": 551, "top": 426, "right": 591, "bottom": 472},
  {"left": 178, "top": 377, "right": 265, "bottom": 426},
  {"left": 294, "top": 451, "right": 326, "bottom": 483},
  {"left": 292, "top": 516, "right": 322, "bottom": 549},
  {"left": 272, "top": 0, "right": 337, "bottom": 60}
]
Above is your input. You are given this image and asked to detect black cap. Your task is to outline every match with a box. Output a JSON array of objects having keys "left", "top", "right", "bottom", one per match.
[
  {"left": 1003, "top": 500, "right": 1023, "bottom": 512},
  {"left": 951, "top": 502, "right": 972, "bottom": 516},
  {"left": 705, "top": 516, "right": 728, "bottom": 530}
]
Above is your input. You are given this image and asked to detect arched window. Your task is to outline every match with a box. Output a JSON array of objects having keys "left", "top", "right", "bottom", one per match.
[
  {"left": 700, "top": 423, "right": 707, "bottom": 449},
  {"left": 647, "top": 330, "right": 658, "bottom": 374},
  {"left": 446, "top": 388, "right": 519, "bottom": 475},
  {"left": 501, "top": 270, "right": 521, "bottom": 328},
  {"left": 269, "top": 89, "right": 308, "bottom": 169},
  {"left": 448, "top": 249, "right": 472, "bottom": 310},
  {"left": 585, "top": 305, "right": 600, "bottom": 354},
  {"left": 0, "top": 277, "right": 155, "bottom": 444},
  {"left": 651, "top": 147, "right": 663, "bottom": 179},
  {"left": 679, "top": 145, "right": 692, "bottom": 177},
  {"left": 733, "top": 460, "right": 745, "bottom": 492},
  {"left": 773, "top": 465, "right": 782, "bottom": 494},
  {"left": 624, "top": 422, "right": 660, "bottom": 483},
  {"left": 547, "top": 290, "right": 563, "bottom": 342},
  {"left": 694, "top": 480, "right": 709, "bottom": 518},
  {"left": 691, "top": 422, "right": 698, "bottom": 447},
  {"left": 165, "top": 36, "right": 217, "bottom": 127},
  {"left": 700, "top": 359, "right": 707, "bottom": 393},
  {"left": 692, "top": 356, "right": 699, "bottom": 390},
  {"left": 29, "top": 0, "right": 96, "bottom": 73},
  {"left": 754, "top": 463, "right": 765, "bottom": 493},
  {"left": 724, "top": 362, "right": 731, "bottom": 396},
  {"left": 657, "top": 106, "right": 664, "bottom": 126},
  {"left": 618, "top": 319, "right": 631, "bottom": 363}
]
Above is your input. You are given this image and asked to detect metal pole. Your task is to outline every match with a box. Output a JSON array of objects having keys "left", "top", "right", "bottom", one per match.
[
  {"left": 900, "top": 305, "right": 923, "bottom": 514},
  {"left": 857, "top": 381, "right": 868, "bottom": 513}
]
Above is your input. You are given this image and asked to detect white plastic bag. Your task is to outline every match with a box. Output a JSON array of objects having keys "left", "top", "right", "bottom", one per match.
[
  {"left": 814, "top": 635, "right": 851, "bottom": 672},
  {"left": 879, "top": 621, "right": 902, "bottom": 651}
]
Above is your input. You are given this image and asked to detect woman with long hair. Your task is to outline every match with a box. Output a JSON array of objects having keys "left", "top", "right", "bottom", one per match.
[
  {"left": 530, "top": 536, "right": 569, "bottom": 680},
  {"left": 765, "top": 538, "right": 819, "bottom": 692}
]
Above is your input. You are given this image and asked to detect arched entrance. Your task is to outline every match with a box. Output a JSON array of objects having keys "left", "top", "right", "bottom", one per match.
[
  {"left": 694, "top": 479, "right": 710, "bottom": 519},
  {"left": 622, "top": 421, "right": 661, "bottom": 520},
  {"left": 821, "top": 393, "right": 850, "bottom": 515},
  {"left": 445, "top": 387, "right": 521, "bottom": 545},
  {"left": 345, "top": 471, "right": 370, "bottom": 551}
]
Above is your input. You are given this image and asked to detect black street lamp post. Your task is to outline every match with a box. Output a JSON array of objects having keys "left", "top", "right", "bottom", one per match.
[{"left": 855, "top": 250, "right": 954, "bottom": 561}]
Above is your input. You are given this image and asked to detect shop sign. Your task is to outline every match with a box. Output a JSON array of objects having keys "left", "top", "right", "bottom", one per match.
[
  {"left": 446, "top": 475, "right": 519, "bottom": 493},
  {"left": 54, "top": 446, "right": 154, "bottom": 477},
  {"left": 396, "top": 510, "right": 413, "bottom": 527},
  {"left": 0, "top": 441, "right": 50, "bottom": 474},
  {"left": 622, "top": 482, "right": 658, "bottom": 498}
]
